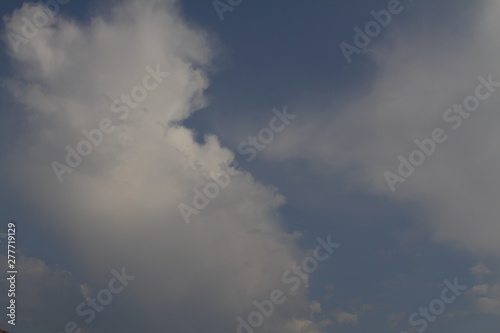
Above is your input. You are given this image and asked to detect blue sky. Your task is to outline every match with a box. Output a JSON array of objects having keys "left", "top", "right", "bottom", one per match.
[{"left": 1, "top": 0, "right": 500, "bottom": 333}]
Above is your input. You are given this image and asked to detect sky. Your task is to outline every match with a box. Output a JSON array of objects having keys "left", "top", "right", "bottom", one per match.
[{"left": 0, "top": 0, "right": 500, "bottom": 332}]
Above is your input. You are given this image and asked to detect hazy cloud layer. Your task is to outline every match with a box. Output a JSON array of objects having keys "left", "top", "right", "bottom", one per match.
[{"left": 265, "top": 1, "right": 500, "bottom": 257}]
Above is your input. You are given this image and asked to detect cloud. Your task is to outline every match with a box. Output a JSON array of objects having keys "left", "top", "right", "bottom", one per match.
[
  {"left": 334, "top": 311, "right": 359, "bottom": 325},
  {"left": 284, "top": 318, "right": 327, "bottom": 333},
  {"left": 0, "top": 254, "right": 88, "bottom": 331},
  {"left": 468, "top": 271, "right": 500, "bottom": 315},
  {"left": 0, "top": 0, "right": 327, "bottom": 332},
  {"left": 262, "top": 0, "right": 500, "bottom": 258},
  {"left": 475, "top": 296, "right": 500, "bottom": 315},
  {"left": 387, "top": 311, "right": 406, "bottom": 328},
  {"left": 471, "top": 263, "right": 491, "bottom": 277}
]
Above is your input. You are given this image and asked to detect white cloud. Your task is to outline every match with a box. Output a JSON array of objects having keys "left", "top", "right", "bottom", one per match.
[
  {"left": 263, "top": 0, "right": 500, "bottom": 258},
  {"left": 0, "top": 1, "right": 327, "bottom": 332}
]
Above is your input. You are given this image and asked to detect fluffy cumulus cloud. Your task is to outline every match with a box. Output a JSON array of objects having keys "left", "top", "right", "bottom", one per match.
[
  {"left": 0, "top": 1, "right": 326, "bottom": 332},
  {"left": 262, "top": 0, "right": 500, "bottom": 257}
]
